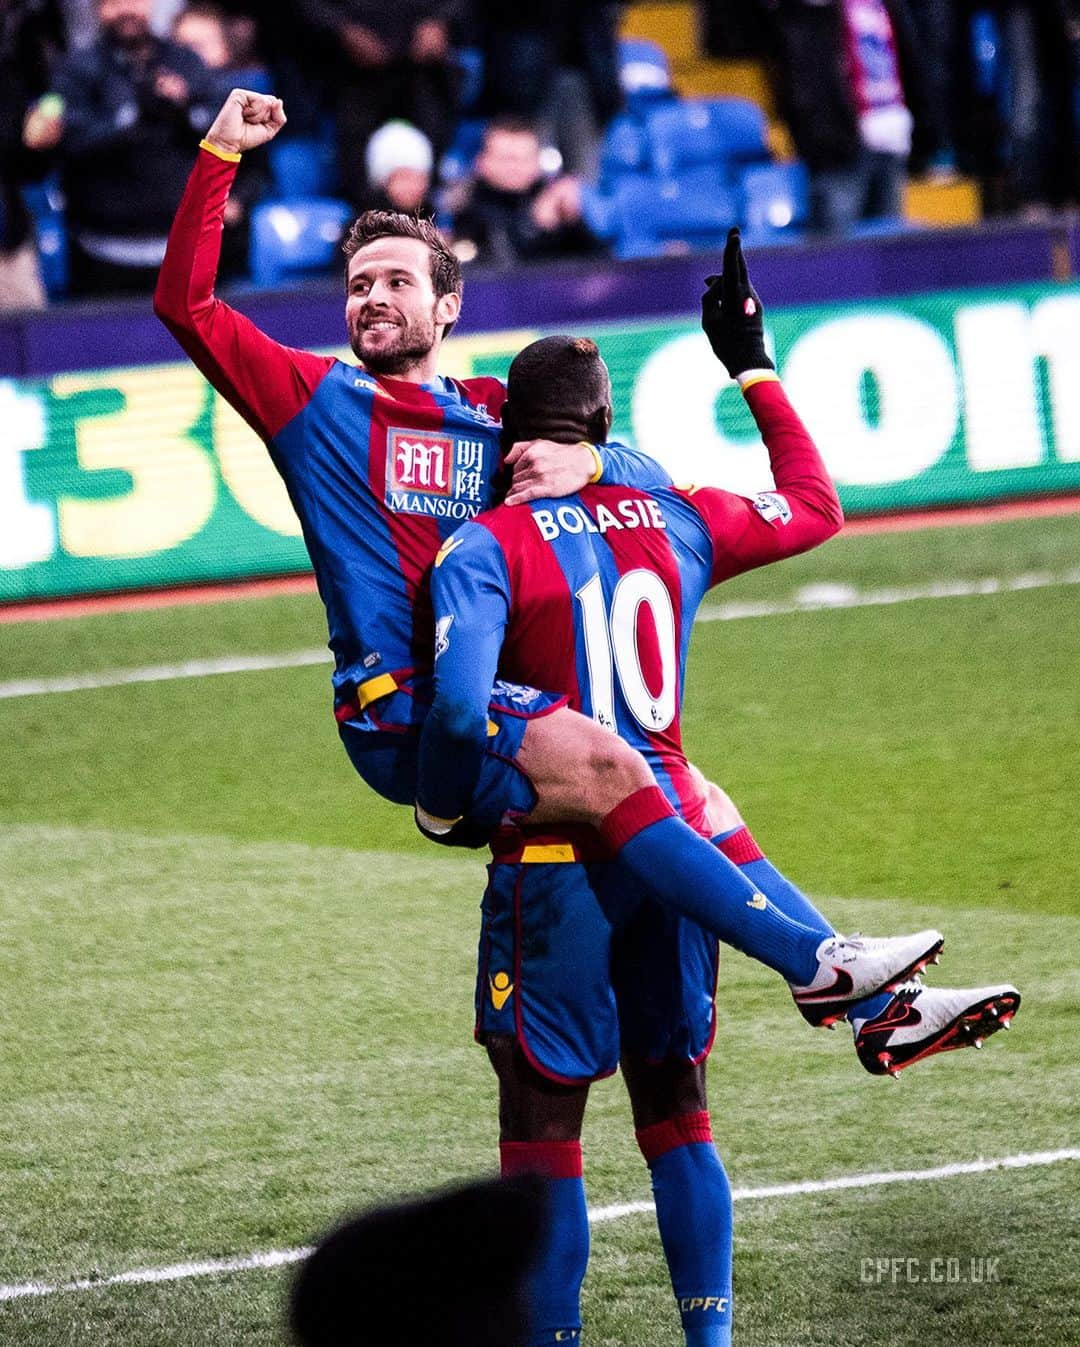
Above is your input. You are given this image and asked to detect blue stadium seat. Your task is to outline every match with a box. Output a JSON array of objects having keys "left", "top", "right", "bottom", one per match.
[
  {"left": 605, "top": 172, "right": 740, "bottom": 260},
  {"left": 597, "top": 115, "right": 650, "bottom": 191},
  {"left": 739, "top": 162, "right": 809, "bottom": 245},
  {"left": 618, "top": 38, "right": 673, "bottom": 109},
  {"left": 455, "top": 46, "right": 485, "bottom": 112},
  {"left": 646, "top": 98, "right": 770, "bottom": 180},
  {"left": 268, "top": 131, "right": 338, "bottom": 201},
  {"left": 439, "top": 117, "right": 487, "bottom": 184},
  {"left": 249, "top": 198, "right": 353, "bottom": 288},
  {"left": 21, "top": 175, "right": 68, "bottom": 298}
]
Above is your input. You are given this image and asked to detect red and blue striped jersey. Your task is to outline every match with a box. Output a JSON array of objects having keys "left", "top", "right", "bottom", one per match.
[
  {"left": 419, "top": 379, "right": 844, "bottom": 825},
  {"left": 155, "top": 148, "right": 668, "bottom": 701}
]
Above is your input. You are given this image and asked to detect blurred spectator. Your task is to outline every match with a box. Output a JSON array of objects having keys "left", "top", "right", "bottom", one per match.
[
  {"left": 172, "top": 0, "right": 263, "bottom": 82},
  {"left": 761, "top": 0, "right": 930, "bottom": 236},
  {"left": 289, "top": 1176, "right": 546, "bottom": 1347},
  {"left": 955, "top": 0, "right": 1080, "bottom": 217},
  {"left": 2, "top": 0, "right": 65, "bottom": 310},
  {"left": 699, "top": 0, "right": 769, "bottom": 58},
  {"left": 295, "top": 1, "right": 462, "bottom": 211},
  {"left": 449, "top": 118, "right": 605, "bottom": 267},
  {"left": 38, "top": 0, "right": 222, "bottom": 296},
  {"left": 905, "top": 0, "right": 957, "bottom": 177},
  {"left": 362, "top": 118, "right": 434, "bottom": 214},
  {"left": 475, "top": 1, "right": 622, "bottom": 179},
  {"left": 171, "top": 1, "right": 267, "bottom": 277}
]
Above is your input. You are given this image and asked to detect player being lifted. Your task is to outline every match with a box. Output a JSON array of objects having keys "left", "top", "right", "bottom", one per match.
[
  {"left": 156, "top": 89, "right": 1015, "bottom": 1069},
  {"left": 421, "top": 322, "right": 1022, "bottom": 1345}
]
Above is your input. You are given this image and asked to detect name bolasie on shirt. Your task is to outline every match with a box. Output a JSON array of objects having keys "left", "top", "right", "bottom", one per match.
[{"left": 532, "top": 498, "right": 667, "bottom": 542}]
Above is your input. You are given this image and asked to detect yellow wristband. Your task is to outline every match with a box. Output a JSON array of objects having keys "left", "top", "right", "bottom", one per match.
[
  {"left": 581, "top": 441, "right": 603, "bottom": 484},
  {"left": 199, "top": 138, "right": 242, "bottom": 163},
  {"left": 736, "top": 370, "right": 780, "bottom": 392}
]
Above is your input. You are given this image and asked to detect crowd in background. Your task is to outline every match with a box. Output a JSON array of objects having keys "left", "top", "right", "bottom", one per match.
[{"left": 2, "top": 0, "right": 1079, "bottom": 309}]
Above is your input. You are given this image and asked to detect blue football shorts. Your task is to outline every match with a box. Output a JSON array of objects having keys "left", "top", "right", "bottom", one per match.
[
  {"left": 475, "top": 841, "right": 719, "bottom": 1085},
  {"left": 336, "top": 674, "right": 567, "bottom": 825}
]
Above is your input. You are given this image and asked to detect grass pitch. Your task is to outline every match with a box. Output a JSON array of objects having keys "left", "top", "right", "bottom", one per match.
[{"left": 2, "top": 511, "right": 1078, "bottom": 1345}]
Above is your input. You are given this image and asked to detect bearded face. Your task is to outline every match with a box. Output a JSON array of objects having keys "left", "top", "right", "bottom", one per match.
[{"left": 344, "top": 236, "right": 455, "bottom": 378}]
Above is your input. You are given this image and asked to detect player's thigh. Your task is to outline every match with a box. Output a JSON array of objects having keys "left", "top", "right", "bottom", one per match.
[
  {"left": 487, "top": 1035, "right": 591, "bottom": 1143},
  {"left": 515, "top": 706, "right": 654, "bottom": 825}
]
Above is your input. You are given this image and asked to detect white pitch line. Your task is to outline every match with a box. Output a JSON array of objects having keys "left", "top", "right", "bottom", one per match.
[
  {"left": 0, "top": 649, "right": 329, "bottom": 701},
  {"left": 695, "top": 567, "right": 1080, "bottom": 623},
  {"left": 1, "top": 1149, "right": 1075, "bottom": 1304},
  {"left": 3, "top": 568, "right": 1079, "bottom": 702}
]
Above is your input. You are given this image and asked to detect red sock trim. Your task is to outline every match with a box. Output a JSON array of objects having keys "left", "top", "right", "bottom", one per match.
[
  {"left": 500, "top": 1140, "right": 583, "bottom": 1180},
  {"left": 635, "top": 1110, "right": 713, "bottom": 1164},
  {"left": 716, "top": 826, "right": 764, "bottom": 866},
  {"left": 599, "top": 785, "right": 676, "bottom": 853}
]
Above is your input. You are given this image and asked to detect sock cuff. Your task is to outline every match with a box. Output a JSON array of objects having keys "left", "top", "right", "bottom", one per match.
[
  {"left": 500, "top": 1139, "right": 583, "bottom": 1180},
  {"left": 635, "top": 1110, "right": 713, "bottom": 1163},
  {"left": 599, "top": 786, "right": 676, "bottom": 852},
  {"left": 714, "top": 825, "right": 764, "bottom": 866}
]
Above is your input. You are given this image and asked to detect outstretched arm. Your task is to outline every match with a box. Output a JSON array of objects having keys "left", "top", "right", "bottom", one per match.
[
  {"left": 153, "top": 89, "right": 334, "bottom": 443},
  {"left": 688, "top": 229, "right": 843, "bottom": 580}
]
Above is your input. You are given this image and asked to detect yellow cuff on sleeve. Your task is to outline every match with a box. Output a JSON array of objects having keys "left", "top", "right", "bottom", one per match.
[
  {"left": 736, "top": 370, "right": 781, "bottom": 392},
  {"left": 581, "top": 442, "right": 603, "bottom": 484},
  {"left": 199, "top": 138, "right": 242, "bottom": 163}
]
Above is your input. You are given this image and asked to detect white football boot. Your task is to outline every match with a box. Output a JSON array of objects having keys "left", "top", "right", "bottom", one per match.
[
  {"left": 790, "top": 930, "right": 945, "bottom": 1027},
  {"left": 851, "top": 981, "right": 1021, "bottom": 1076}
]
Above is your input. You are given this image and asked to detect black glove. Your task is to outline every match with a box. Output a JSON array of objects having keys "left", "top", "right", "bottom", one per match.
[
  {"left": 701, "top": 227, "right": 774, "bottom": 379},
  {"left": 414, "top": 808, "right": 493, "bottom": 850}
]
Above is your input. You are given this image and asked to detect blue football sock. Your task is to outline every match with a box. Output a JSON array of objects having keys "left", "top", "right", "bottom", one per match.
[
  {"left": 638, "top": 1113, "right": 732, "bottom": 1347},
  {"left": 713, "top": 828, "right": 895, "bottom": 1022},
  {"left": 501, "top": 1142, "right": 588, "bottom": 1346},
  {"left": 713, "top": 827, "right": 834, "bottom": 939},
  {"left": 846, "top": 989, "right": 893, "bottom": 1023},
  {"left": 602, "top": 788, "right": 822, "bottom": 984}
]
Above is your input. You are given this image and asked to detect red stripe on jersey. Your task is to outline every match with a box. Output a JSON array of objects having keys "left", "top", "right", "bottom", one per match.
[
  {"left": 580, "top": 486, "right": 705, "bottom": 831},
  {"left": 367, "top": 379, "right": 448, "bottom": 669},
  {"left": 455, "top": 375, "right": 508, "bottom": 422},
  {"left": 478, "top": 508, "right": 584, "bottom": 711}
]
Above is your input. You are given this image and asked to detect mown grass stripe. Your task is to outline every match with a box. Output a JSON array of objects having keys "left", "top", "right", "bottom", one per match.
[
  {"left": 2, "top": 1149, "right": 1075, "bottom": 1303},
  {"left": 4, "top": 570, "right": 1080, "bottom": 701}
]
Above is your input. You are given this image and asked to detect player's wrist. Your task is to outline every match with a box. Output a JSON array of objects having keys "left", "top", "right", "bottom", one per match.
[
  {"left": 580, "top": 442, "right": 603, "bottom": 484},
  {"left": 736, "top": 368, "right": 780, "bottom": 391},
  {"left": 415, "top": 802, "right": 463, "bottom": 835},
  {"left": 200, "top": 136, "right": 242, "bottom": 162}
]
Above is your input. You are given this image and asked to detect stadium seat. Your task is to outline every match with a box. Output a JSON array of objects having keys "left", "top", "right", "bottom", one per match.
[
  {"left": 618, "top": 38, "right": 674, "bottom": 110},
  {"left": 20, "top": 175, "right": 68, "bottom": 298},
  {"left": 646, "top": 98, "right": 770, "bottom": 181},
  {"left": 597, "top": 115, "right": 651, "bottom": 192},
  {"left": 739, "top": 162, "right": 809, "bottom": 245},
  {"left": 605, "top": 172, "right": 740, "bottom": 260},
  {"left": 268, "top": 131, "right": 338, "bottom": 201},
  {"left": 249, "top": 198, "right": 353, "bottom": 288},
  {"left": 454, "top": 46, "right": 485, "bottom": 112},
  {"left": 439, "top": 117, "right": 487, "bottom": 185}
]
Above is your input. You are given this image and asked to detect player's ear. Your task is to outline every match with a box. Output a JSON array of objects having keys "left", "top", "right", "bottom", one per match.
[
  {"left": 586, "top": 404, "right": 613, "bottom": 445},
  {"left": 435, "top": 290, "right": 461, "bottom": 330}
]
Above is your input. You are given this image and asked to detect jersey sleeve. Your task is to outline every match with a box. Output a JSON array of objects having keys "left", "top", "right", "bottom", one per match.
[
  {"left": 683, "top": 377, "right": 844, "bottom": 585},
  {"left": 153, "top": 145, "right": 335, "bottom": 443},
  {"left": 594, "top": 439, "right": 673, "bottom": 491},
  {"left": 416, "top": 524, "right": 512, "bottom": 824}
]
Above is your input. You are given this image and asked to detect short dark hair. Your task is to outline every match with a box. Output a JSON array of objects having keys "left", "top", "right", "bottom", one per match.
[
  {"left": 484, "top": 116, "right": 540, "bottom": 144},
  {"left": 343, "top": 211, "right": 462, "bottom": 305},
  {"left": 506, "top": 335, "right": 610, "bottom": 423}
]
